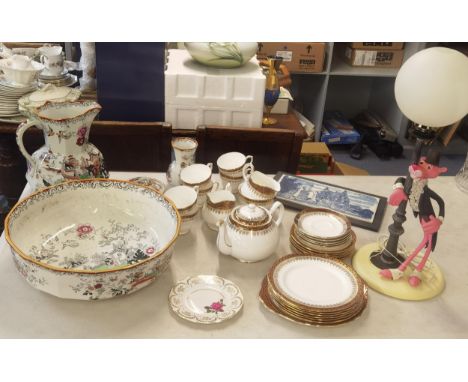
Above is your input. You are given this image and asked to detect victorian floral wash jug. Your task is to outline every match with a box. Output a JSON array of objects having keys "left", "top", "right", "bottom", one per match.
[{"left": 16, "top": 100, "right": 108, "bottom": 191}]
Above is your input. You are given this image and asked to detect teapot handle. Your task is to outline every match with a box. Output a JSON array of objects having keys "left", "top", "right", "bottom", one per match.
[
  {"left": 242, "top": 162, "right": 254, "bottom": 182},
  {"left": 269, "top": 201, "right": 284, "bottom": 227},
  {"left": 16, "top": 121, "right": 38, "bottom": 171}
]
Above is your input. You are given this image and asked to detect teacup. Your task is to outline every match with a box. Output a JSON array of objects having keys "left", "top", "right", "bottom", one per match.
[
  {"left": 242, "top": 163, "right": 280, "bottom": 199},
  {"left": 220, "top": 172, "right": 242, "bottom": 195},
  {"left": 180, "top": 163, "right": 213, "bottom": 187},
  {"left": 238, "top": 181, "right": 276, "bottom": 209},
  {"left": 11, "top": 54, "right": 33, "bottom": 70},
  {"left": 12, "top": 48, "right": 37, "bottom": 58},
  {"left": 164, "top": 185, "right": 199, "bottom": 235},
  {"left": 39, "top": 45, "right": 64, "bottom": 76},
  {"left": 202, "top": 183, "right": 236, "bottom": 231},
  {"left": 217, "top": 152, "right": 253, "bottom": 178}
]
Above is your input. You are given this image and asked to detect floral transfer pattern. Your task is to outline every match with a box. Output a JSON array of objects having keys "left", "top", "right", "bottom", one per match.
[
  {"left": 28, "top": 219, "right": 161, "bottom": 271},
  {"left": 11, "top": 247, "right": 173, "bottom": 300},
  {"left": 76, "top": 126, "right": 87, "bottom": 146},
  {"left": 205, "top": 299, "right": 225, "bottom": 313}
]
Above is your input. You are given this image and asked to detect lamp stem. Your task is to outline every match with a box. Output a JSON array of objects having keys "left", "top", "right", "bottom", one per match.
[{"left": 370, "top": 132, "right": 426, "bottom": 269}]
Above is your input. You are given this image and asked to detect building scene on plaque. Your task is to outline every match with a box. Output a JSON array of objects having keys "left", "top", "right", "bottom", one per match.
[{"left": 278, "top": 174, "right": 380, "bottom": 223}]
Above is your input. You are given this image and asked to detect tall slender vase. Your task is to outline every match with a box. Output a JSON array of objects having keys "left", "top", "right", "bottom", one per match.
[
  {"left": 262, "top": 57, "right": 281, "bottom": 126},
  {"left": 166, "top": 137, "right": 198, "bottom": 187}
]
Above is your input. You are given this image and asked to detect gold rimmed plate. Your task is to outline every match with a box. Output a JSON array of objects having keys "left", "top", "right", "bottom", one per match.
[
  {"left": 295, "top": 208, "right": 351, "bottom": 239},
  {"left": 268, "top": 254, "right": 363, "bottom": 311},
  {"left": 259, "top": 277, "right": 368, "bottom": 327}
]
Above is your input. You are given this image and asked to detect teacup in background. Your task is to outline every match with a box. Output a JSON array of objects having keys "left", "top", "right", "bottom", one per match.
[
  {"left": 164, "top": 185, "right": 199, "bottom": 235},
  {"left": 217, "top": 152, "right": 253, "bottom": 194},
  {"left": 180, "top": 163, "right": 214, "bottom": 205},
  {"left": 39, "top": 45, "right": 64, "bottom": 76},
  {"left": 217, "top": 152, "right": 253, "bottom": 178}
]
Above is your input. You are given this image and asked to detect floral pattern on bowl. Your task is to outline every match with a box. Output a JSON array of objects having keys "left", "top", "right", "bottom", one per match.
[{"left": 5, "top": 179, "right": 181, "bottom": 300}]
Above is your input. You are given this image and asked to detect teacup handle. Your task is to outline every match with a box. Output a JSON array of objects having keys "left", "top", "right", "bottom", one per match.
[
  {"left": 269, "top": 201, "right": 284, "bottom": 227},
  {"left": 242, "top": 162, "right": 254, "bottom": 182},
  {"left": 192, "top": 185, "right": 199, "bottom": 196},
  {"left": 211, "top": 181, "right": 220, "bottom": 192},
  {"left": 207, "top": 162, "right": 213, "bottom": 170},
  {"left": 16, "top": 121, "right": 39, "bottom": 171},
  {"left": 224, "top": 182, "right": 231, "bottom": 192},
  {"left": 245, "top": 155, "right": 253, "bottom": 165},
  {"left": 40, "top": 55, "right": 48, "bottom": 66}
]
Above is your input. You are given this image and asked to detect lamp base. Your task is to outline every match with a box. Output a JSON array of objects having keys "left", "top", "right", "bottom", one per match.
[{"left": 352, "top": 243, "right": 445, "bottom": 301}]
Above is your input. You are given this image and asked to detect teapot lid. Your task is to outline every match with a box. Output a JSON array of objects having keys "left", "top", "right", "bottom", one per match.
[{"left": 230, "top": 203, "right": 271, "bottom": 229}]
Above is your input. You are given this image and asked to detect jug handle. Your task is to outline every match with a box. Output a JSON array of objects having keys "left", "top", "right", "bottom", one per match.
[
  {"left": 16, "top": 120, "right": 38, "bottom": 171},
  {"left": 242, "top": 162, "right": 254, "bottom": 182},
  {"left": 270, "top": 201, "right": 284, "bottom": 227}
]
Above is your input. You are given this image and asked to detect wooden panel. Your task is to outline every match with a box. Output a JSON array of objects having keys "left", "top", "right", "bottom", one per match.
[{"left": 196, "top": 124, "right": 301, "bottom": 173}]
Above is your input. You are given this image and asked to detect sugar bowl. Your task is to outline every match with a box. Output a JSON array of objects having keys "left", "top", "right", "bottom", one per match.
[
  {"left": 202, "top": 183, "right": 236, "bottom": 231},
  {"left": 216, "top": 202, "right": 284, "bottom": 262}
]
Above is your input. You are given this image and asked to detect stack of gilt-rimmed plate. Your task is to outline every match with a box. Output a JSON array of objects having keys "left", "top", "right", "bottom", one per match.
[
  {"left": 290, "top": 208, "right": 356, "bottom": 259},
  {"left": 0, "top": 76, "right": 37, "bottom": 118},
  {"left": 259, "top": 254, "right": 368, "bottom": 326}
]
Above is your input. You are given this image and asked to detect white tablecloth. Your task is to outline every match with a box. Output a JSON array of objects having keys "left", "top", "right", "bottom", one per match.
[{"left": 1, "top": 173, "right": 467, "bottom": 338}]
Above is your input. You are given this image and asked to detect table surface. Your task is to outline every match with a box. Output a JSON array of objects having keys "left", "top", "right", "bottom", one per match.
[{"left": 1, "top": 173, "right": 467, "bottom": 339}]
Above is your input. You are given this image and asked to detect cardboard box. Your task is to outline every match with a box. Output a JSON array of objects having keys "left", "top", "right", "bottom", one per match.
[
  {"left": 344, "top": 47, "right": 404, "bottom": 68},
  {"left": 333, "top": 161, "right": 369, "bottom": 176},
  {"left": 257, "top": 42, "right": 325, "bottom": 73},
  {"left": 349, "top": 42, "right": 405, "bottom": 50},
  {"left": 297, "top": 142, "right": 334, "bottom": 174},
  {"left": 320, "top": 111, "right": 360, "bottom": 145}
]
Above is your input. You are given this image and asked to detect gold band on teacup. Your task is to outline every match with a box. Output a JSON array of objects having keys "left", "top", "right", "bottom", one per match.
[
  {"left": 207, "top": 199, "right": 236, "bottom": 210},
  {"left": 177, "top": 199, "right": 198, "bottom": 214},
  {"left": 219, "top": 171, "right": 243, "bottom": 181}
]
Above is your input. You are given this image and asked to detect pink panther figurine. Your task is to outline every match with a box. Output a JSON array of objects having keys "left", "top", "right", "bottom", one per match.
[{"left": 380, "top": 149, "right": 447, "bottom": 287}]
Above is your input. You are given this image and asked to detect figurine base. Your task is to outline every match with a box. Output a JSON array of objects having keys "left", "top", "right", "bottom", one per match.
[{"left": 352, "top": 242, "right": 445, "bottom": 301}]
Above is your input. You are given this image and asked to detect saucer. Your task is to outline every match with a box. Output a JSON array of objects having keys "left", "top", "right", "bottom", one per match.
[
  {"left": 169, "top": 275, "right": 243, "bottom": 324},
  {"left": 39, "top": 69, "right": 69, "bottom": 80},
  {"left": 38, "top": 73, "right": 78, "bottom": 88}
]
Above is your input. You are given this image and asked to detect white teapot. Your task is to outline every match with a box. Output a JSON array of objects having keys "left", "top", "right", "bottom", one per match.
[{"left": 216, "top": 202, "right": 284, "bottom": 262}]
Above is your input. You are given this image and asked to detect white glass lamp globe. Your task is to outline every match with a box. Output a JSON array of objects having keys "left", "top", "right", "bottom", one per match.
[{"left": 395, "top": 47, "right": 468, "bottom": 128}]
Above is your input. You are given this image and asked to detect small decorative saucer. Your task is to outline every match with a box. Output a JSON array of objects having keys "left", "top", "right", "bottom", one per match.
[{"left": 169, "top": 275, "right": 243, "bottom": 324}]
